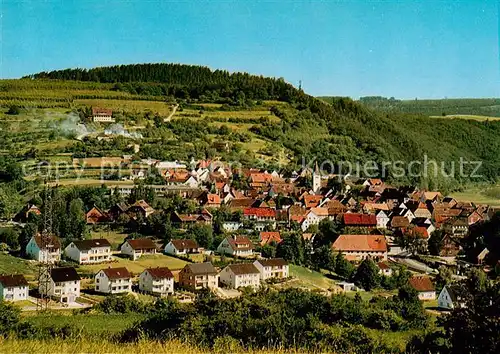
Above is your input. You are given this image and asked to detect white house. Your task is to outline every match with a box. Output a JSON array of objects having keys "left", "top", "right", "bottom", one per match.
[
  {"left": 120, "top": 238, "right": 157, "bottom": 260},
  {"left": 95, "top": 267, "right": 132, "bottom": 294},
  {"left": 92, "top": 107, "right": 114, "bottom": 123},
  {"left": 253, "top": 258, "right": 289, "bottom": 281},
  {"left": 26, "top": 234, "right": 61, "bottom": 263},
  {"left": 301, "top": 207, "right": 329, "bottom": 231},
  {"left": 0, "top": 275, "right": 29, "bottom": 302},
  {"left": 408, "top": 276, "right": 436, "bottom": 301},
  {"left": 378, "top": 262, "right": 393, "bottom": 276},
  {"left": 376, "top": 210, "right": 390, "bottom": 229},
  {"left": 217, "top": 235, "right": 254, "bottom": 257},
  {"left": 438, "top": 284, "right": 466, "bottom": 310},
  {"left": 64, "top": 239, "right": 112, "bottom": 264},
  {"left": 164, "top": 239, "right": 201, "bottom": 256},
  {"left": 219, "top": 263, "right": 261, "bottom": 289},
  {"left": 222, "top": 221, "right": 242, "bottom": 232},
  {"left": 40, "top": 267, "right": 81, "bottom": 303},
  {"left": 139, "top": 267, "right": 174, "bottom": 296}
]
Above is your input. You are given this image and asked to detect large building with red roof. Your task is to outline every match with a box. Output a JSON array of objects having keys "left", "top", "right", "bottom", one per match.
[{"left": 332, "top": 234, "right": 387, "bottom": 261}]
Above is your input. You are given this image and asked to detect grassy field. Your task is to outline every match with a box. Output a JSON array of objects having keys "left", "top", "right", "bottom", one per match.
[
  {"left": 0, "top": 253, "right": 37, "bottom": 279},
  {"left": 78, "top": 254, "right": 188, "bottom": 274},
  {"left": 430, "top": 114, "right": 500, "bottom": 121},
  {"left": 90, "top": 230, "right": 128, "bottom": 249},
  {"left": 451, "top": 185, "right": 500, "bottom": 206},
  {"left": 288, "top": 265, "right": 340, "bottom": 291}
]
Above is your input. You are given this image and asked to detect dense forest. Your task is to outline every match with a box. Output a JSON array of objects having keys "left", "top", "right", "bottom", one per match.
[{"left": 17, "top": 64, "right": 500, "bottom": 189}]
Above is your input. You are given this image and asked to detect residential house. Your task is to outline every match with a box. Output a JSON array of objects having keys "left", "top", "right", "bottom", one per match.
[
  {"left": 92, "top": 107, "right": 114, "bottom": 123},
  {"left": 121, "top": 238, "right": 157, "bottom": 260},
  {"left": 107, "top": 202, "right": 129, "bottom": 222},
  {"left": 222, "top": 221, "right": 243, "bottom": 232},
  {"left": 0, "top": 275, "right": 29, "bottom": 302},
  {"left": 228, "top": 198, "right": 257, "bottom": 212},
  {"left": 13, "top": 203, "right": 41, "bottom": 223},
  {"left": 179, "top": 262, "right": 218, "bottom": 290},
  {"left": 217, "top": 235, "right": 254, "bottom": 257},
  {"left": 64, "top": 239, "right": 112, "bottom": 264},
  {"left": 95, "top": 267, "right": 132, "bottom": 294},
  {"left": 199, "top": 193, "right": 221, "bottom": 208},
  {"left": 40, "top": 267, "right": 80, "bottom": 303},
  {"left": 219, "top": 263, "right": 261, "bottom": 289},
  {"left": 376, "top": 210, "right": 390, "bottom": 229},
  {"left": 253, "top": 258, "right": 289, "bottom": 280},
  {"left": 342, "top": 213, "right": 378, "bottom": 229},
  {"left": 442, "top": 218, "right": 468, "bottom": 238},
  {"left": 259, "top": 231, "right": 282, "bottom": 246},
  {"left": 86, "top": 206, "right": 109, "bottom": 224},
  {"left": 408, "top": 276, "right": 436, "bottom": 301},
  {"left": 303, "top": 194, "right": 323, "bottom": 209},
  {"left": 128, "top": 200, "right": 155, "bottom": 219},
  {"left": 171, "top": 210, "right": 213, "bottom": 228},
  {"left": 438, "top": 284, "right": 467, "bottom": 310},
  {"left": 378, "top": 262, "right": 393, "bottom": 276},
  {"left": 139, "top": 267, "right": 174, "bottom": 296},
  {"left": 26, "top": 234, "right": 61, "bottom": 263},
  {"left": 391, "top": 216, "right": 411, "bottom": 229},
  {"left": 243, "top": 207, "right": 276, "bottom": 231},
  {"left": 332, "top": 234, "right": 388, "bottom": 261},
  {"left": 439, "top": 234, "right": 461, "bottom": 257},
  {"left": 164, "top": 239, "right": 202, "bottom": 256},
  {"left": 301, "top": 207, "right": 329, "bottom": 231}
]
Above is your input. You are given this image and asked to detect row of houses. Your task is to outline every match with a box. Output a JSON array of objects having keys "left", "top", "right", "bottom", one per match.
[{"left": 0, "top": 258, "right": 289, "bottom": 302}]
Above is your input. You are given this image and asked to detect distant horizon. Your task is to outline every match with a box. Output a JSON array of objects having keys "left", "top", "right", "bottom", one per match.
[{"left": 2, "top": 1, "right": 499, "bottom": 99}]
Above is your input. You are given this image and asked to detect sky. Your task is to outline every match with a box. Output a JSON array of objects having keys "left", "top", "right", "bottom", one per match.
[{"left": 1, "top": 0, "right": 499, "bottom": 99}]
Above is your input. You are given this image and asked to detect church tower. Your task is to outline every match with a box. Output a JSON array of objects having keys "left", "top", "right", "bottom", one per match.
[{"left": 312, "top": 162, "right": 321, "bottom": 194}]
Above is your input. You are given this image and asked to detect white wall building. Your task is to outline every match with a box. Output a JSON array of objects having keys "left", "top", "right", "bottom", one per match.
[
  {"left": 0, "top": 275, "right": 29, "bottom": 302},
  {"left": 40, "top": 267, "right": 81, "bottom": 303},
  {"left": 95, "top": 267, "right": 132, "bottom": 294},
  {"left": 438, "top": 284, "right": 466, "bottom": 310},
  {"left": 253, "top": 258, "right": 289, "bottom": 281},
  {"left": 219, "top": 263, "right": 261, "bottom": 289},
  {"left": 64, "top": 239, "right": 112, "bottom": 264},
  {"left": 120, "top": 238, "right": 157, "bottom": 261},
  {"left": 217, "top": 236, "right": 254, "bottom": 257},
  {"left": 164, "top": 239, "right": 201, "bottom": 256},
  {"left": 139, "top": 267, "right": 174, "bottom": 296},
  {"left": 26, "top": 234, "right": 61, "bottom": 263}
]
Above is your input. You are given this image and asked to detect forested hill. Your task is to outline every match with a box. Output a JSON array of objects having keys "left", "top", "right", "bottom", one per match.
[
  {"left": 23, "top": 64, "right": 500, "bottom": 189},
  {"left": 25, "top": 63, "right": 302, "bottom": 102}
]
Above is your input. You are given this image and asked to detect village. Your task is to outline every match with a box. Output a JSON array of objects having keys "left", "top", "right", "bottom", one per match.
[{"left": 1, "top": 145, "right": 498, "bottom": 314}]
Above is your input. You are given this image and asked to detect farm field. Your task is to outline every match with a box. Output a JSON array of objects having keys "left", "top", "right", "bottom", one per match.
[
  {"left": 429, "top": 114, "right": 500, "bottom": 121},
  {"left": 90, "top": 230, "right": 129, "bottom": 249},
  {"left": 74, "top": 99, "right": 175, "bottom": 116},
  {"left": 78, "top": 254, "right": 189, "bottom": 274},
  {"left": 450, "top": 185, "right": 500, "bottom": 206},
  {"left": 288, "top": 265, "right": 340, "bottom": 291}
]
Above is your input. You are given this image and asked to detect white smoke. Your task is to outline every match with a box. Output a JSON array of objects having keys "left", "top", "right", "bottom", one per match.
[
  {"left": 48, "top": 112, "right": 93, "bottom": 139},
  {"left": 104, "top": 123, "right": 143, "bottom": 138}
]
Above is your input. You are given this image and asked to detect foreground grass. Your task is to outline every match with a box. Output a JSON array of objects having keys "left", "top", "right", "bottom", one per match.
[
  {"left": 288, "top": 265, "right": 339, "bottom": 291},
  {"left": 24, "top": 313, "right": 144, "bottom": 335}
]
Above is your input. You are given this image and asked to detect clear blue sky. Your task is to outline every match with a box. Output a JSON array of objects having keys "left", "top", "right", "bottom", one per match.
[{"left": 1, "top": 0, "right": 499, "bottom": 99}]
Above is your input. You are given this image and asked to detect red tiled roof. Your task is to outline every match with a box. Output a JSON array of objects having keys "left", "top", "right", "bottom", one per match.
[
  {"left": 206, "top": 194, "right": 221, "bottom": 204},
  {"left": 303, "top": 194, "right": 322, "bottom": 208},
  {"left": 0, "top": 274, "right": 28, "bottom": 287},
  {"left": 146, "top": 267, "right": 174, "bottom": 279},
  {"left": 102, "top": 267, "right": 131, "bottom": 280},
  {"left": 332, "top": 234, "right": 387, "bottom": 252},
  {"left": 391, "top": 216, "right": 410, "bottom": 228},
  {"left": 126, "top": 238, "right": 156, "bottom": 250},
  {"left": 92, "top": 107, "right": 112, "bottom": 116},
  {"left": 243, "top": 207, "right": 276, "bottom": 218},
  {"left": 259, "top": 232, "right": 282, "bottom": 246},
  {"left": 408, "top": 276, "right": 435, "bottom": 292},
  {"left": 343, "top": 213, "right": 377, "bottom": 226},
  {"left": 227, "top": 236, "right": 254, "bottom": 251},
  {"left": 170, "top": 239, "right": 199, "bottom": 251}
]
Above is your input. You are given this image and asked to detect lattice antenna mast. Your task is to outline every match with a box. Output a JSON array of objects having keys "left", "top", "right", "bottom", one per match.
[{"left": 37, "top": 181, "right": 54, "bottom": 311}]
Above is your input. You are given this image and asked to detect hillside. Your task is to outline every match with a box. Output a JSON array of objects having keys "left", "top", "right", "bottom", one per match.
[
  {"left": 1, "top": 64, "right": 499, "bottom": 191},
  {"left": 319, "top": 96, "right": 500, "bottom": 118}
]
